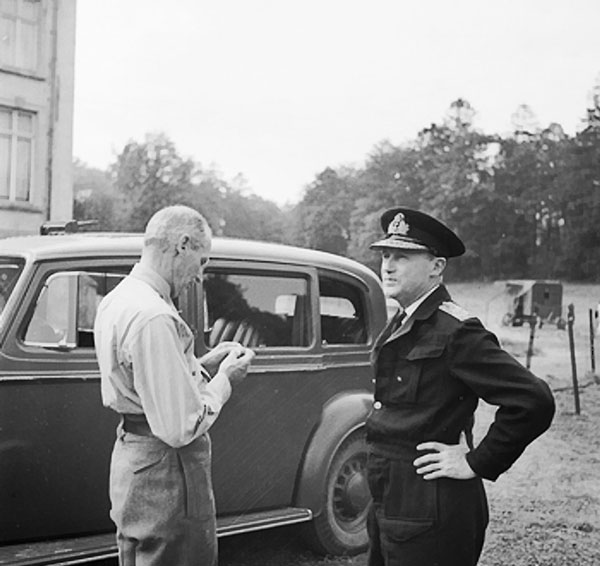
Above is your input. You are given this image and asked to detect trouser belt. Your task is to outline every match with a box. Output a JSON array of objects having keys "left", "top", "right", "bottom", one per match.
[{"left": 121, "top": 413, "right": 153, "bottom": 436}]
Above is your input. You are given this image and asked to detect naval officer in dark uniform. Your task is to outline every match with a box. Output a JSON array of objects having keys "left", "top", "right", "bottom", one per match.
[{"left": 366, "top": 208, "right": 555, "bottom": 566}]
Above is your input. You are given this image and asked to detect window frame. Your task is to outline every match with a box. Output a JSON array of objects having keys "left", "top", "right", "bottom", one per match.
[
  {"left": 317, "top": 268, "right": 373, "bottom": 350},
  {"left": 197, "top": 259, "right": 319, "bottom": 355},
  {"left": 7, "top": 258, "right": 137, "bottom": 367},
  {"left": 0, "top": 0, "right": 42, "bottom": 74},
  {"left": 0, "top": 106, "right": 36, "bottom": 203}
]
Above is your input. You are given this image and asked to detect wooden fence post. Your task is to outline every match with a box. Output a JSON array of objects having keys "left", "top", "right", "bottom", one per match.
[
  {"left": 567, "top": 304, "right": 581, "bottom": 415},
  {"left": 589, "top": 308, "right": 596, "bottom": 374},
  {"left": 526, "top": 317, "right": 537, "bottom": 370}
]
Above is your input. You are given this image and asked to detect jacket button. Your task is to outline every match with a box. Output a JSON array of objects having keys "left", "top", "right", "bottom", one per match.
[
  {"left": 373, "top": 401, "right": 382, "bottom": 410},
  {"left": 396, "top": 375, "right": 403, "bottom": 382}
]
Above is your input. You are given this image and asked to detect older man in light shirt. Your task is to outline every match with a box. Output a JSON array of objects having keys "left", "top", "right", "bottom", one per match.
[{"left": 94, "top": 205, "right": 254, "bottom": 566}]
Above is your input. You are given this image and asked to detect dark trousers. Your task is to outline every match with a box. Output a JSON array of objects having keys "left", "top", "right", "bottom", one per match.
[
  {"left": 367, "top": 452, "right": 489, "bottom": 566},
  {"left": 109, "top": 426, "right": 217, "bottom": 566}
]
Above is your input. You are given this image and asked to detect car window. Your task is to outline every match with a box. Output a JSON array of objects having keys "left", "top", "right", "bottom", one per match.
[
  {"left": 23, "top": 268, "right": 127, "bottom": 349},
  {"left": 0, "top": 257, "right": 25, "bottom": 317},
  {"left": 319, "top": 274, "right": 367, "bottom": 345},
  {"left": 204, "top": 271, "right": 310, "bottom": 348}
]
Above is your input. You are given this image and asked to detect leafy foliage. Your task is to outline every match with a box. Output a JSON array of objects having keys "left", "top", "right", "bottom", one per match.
[
  {"left": 73, "top": 158, "right": 118, "bottom": 230},
  {"left": 74, "top": 134, "right": 287, "bottom": 242},
  {"left": 291, "top": 92, "right": 600, "bottom": 282},
  {"left": 74, "top": 79, "right": 600, "bottom": 282}
]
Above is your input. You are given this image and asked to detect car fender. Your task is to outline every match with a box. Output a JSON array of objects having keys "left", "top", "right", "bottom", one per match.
[{"left": 294, "top": 390, "right": 373, "bottom": 516}]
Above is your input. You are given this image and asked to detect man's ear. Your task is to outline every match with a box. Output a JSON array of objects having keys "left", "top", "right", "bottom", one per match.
[
  {"left": 432, "top": 256, "right": 447, "bottom": 276},
  {"left": 175, "top": 234, "right": 191, "bottom": 255}
]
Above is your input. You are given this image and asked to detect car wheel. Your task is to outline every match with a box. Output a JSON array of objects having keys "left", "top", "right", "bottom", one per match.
[{"left": 302, "top": 432, "right": 370, "bottom": 555}]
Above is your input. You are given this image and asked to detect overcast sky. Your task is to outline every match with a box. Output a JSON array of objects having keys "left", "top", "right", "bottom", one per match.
[{"left": 73, "top": 0, "right": 600, "bottom": 205}]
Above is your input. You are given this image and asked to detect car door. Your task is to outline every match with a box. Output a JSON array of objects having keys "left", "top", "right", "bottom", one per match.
[
  {"left": 0, "top": 258, "right": 135, "bottom": 542},
  {"left": 198, "top": 260, "right": 327, "bottom": 514}
]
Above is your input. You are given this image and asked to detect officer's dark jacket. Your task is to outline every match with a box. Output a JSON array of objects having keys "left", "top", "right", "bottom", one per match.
[{"left": 366, "top": 285, "right": 555, "bottom": 481}]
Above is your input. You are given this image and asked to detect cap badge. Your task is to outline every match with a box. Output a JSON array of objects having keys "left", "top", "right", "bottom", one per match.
[{"left": 388, "top": 213, "right": 410, "bottom": 236}]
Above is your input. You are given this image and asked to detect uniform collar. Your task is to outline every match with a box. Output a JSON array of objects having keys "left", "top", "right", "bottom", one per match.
[
  {"left": 376, "top": 284, "right": 451, "bottom": 350},
  {"left": 411, "top": 284, "right": 451, "bottom": 321},
  {"left": 402, "top": 284, "right": 441, "bottom": 320},
  {"left": 130, "top": 263, "right": 173, "bottom": 305}
]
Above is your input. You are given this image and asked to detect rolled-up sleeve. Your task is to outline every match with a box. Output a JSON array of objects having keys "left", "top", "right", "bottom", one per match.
[{"left": 128, "top": 314, "right": 232, "bottom": 447}]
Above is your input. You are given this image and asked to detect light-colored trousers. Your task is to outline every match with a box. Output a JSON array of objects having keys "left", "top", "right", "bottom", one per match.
[{"left": 109, "top": 428, "right": 217, "bottom": 566}]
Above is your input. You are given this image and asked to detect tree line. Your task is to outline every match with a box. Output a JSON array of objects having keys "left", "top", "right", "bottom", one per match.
[
  {"left": 74, "top": 133, "right": 285, "bottom": 243},
  {"left": 75, "top": 82, "right": 600, "bottom": 282}
]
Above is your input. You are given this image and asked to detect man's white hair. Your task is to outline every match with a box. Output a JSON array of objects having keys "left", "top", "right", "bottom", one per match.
[{"left": 144, "top": 205, "right": 211, "bottom": 251}]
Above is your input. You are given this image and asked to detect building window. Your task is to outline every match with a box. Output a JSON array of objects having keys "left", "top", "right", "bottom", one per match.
[
  {"left": 0, "top": 106, "right": 34, "bottom": 202},
  {"left": 0, "top": 0, "right": 41, "bottom": 72}
]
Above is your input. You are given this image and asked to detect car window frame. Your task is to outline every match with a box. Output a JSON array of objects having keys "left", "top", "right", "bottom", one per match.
[
  {"left": 316, "top": 267, "right": 374, "bottom": 351},
  {"left": 195, "top": 259, "right": 320, "bottom": 359},
  {"left": 6, "top": 257, "right": 138, "bottom": 367}
]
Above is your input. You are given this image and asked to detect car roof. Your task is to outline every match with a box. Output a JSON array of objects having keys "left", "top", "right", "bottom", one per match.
[{"left": 0, "top": 233, "right": 378, "bottom": 281}]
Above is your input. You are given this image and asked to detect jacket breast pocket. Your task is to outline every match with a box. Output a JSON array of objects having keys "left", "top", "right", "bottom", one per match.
[{"left": 388, "top": 340, "right": 446, "bottom": 405}]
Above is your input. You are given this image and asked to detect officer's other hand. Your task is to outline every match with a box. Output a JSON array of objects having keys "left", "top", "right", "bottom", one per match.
[
  {"left": 200, "top": 342, "right": 243, "bottom": 377},
  {"left": 413, "top": 432, "right": 476, "bottom": 480},
  {"left": 218, "top": 347, "right": 255, "bottom": 385}
]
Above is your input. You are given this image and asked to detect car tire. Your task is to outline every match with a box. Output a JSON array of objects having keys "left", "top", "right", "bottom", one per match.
[{"left": 302, "top": 432, "right": 370, "bottom": 555}]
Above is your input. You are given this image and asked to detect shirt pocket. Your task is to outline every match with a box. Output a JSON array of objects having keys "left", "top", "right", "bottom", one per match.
[{"left": 388, "top": 340, "right": 446, "bottom": 405}]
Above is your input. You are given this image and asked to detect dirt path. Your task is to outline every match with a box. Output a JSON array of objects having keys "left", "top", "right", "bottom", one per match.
[{"left": 478, "top": 385, "right": 600, "bottom": 566}]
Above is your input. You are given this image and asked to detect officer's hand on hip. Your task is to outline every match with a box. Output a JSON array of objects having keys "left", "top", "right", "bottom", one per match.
[
  {"left": 413, "top": 432, "right": 476, "bottom": 480},
  {"left": 218, "top": 347, "right": 255, "bottom": 386}
]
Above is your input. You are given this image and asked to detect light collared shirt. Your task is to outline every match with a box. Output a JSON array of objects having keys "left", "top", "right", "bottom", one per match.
[{"left": 94, "top": 263, "right": 231, "bottom": 448}]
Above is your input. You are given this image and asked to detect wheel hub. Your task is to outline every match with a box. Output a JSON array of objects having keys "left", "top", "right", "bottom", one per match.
[
  {"left": 333, "top": 456, "right": 370, "bottom": 522},
  {"left": 345, "top": 472, "right": 370, "bottom": 514}
]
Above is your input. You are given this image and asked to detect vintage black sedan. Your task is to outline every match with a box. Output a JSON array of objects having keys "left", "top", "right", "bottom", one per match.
[{"left": 0, "top": 231, "right": 387, "bottom": 565}]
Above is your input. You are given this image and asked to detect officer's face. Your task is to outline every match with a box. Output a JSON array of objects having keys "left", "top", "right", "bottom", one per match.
[{"left": 380, "top": 249, "right": 444, "bottom": 307}]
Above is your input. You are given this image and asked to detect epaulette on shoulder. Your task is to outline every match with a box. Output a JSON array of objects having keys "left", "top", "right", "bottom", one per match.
[{"left": 438, "top": 301, "right": 472, "bottom": 322}]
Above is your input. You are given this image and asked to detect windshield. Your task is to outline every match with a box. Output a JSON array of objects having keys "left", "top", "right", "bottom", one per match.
[{"left": 0, "top": 257, "right": 25, "bottom": 317}]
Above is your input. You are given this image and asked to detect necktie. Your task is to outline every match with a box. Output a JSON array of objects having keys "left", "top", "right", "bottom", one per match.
[
  {"left": 393, "top": 309, "right": 407, "bottom": 331},
  {"left": 376, "top": 309, "right": 406, "bottom": 348}
]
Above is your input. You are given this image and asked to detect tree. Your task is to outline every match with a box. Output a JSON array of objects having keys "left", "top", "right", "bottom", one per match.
[
  {"left": 109, "top": 133, "right": 195, "bottom": 231},
  {"left": 107, "top": 133, "right": 289, "bottom": 241},
  {"left": 556, "top": 114, "right": 600, "bottom": 280},
  {"left": 346, "top": 141, "right": 423, "bottom": 270},
  {"left": 292, "top": 167, "right": 358, "bottom": 255},
  {"left": 510, "top": 104, "right": 540, "bottom": 142},
  {"left": 73, "top": 159, "right": 118, "bottom": 230}
]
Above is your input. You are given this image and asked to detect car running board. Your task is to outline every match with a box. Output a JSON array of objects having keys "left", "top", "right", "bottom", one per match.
[{"left": 0, "top": 507, "right": 313, "bottom": 566}]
